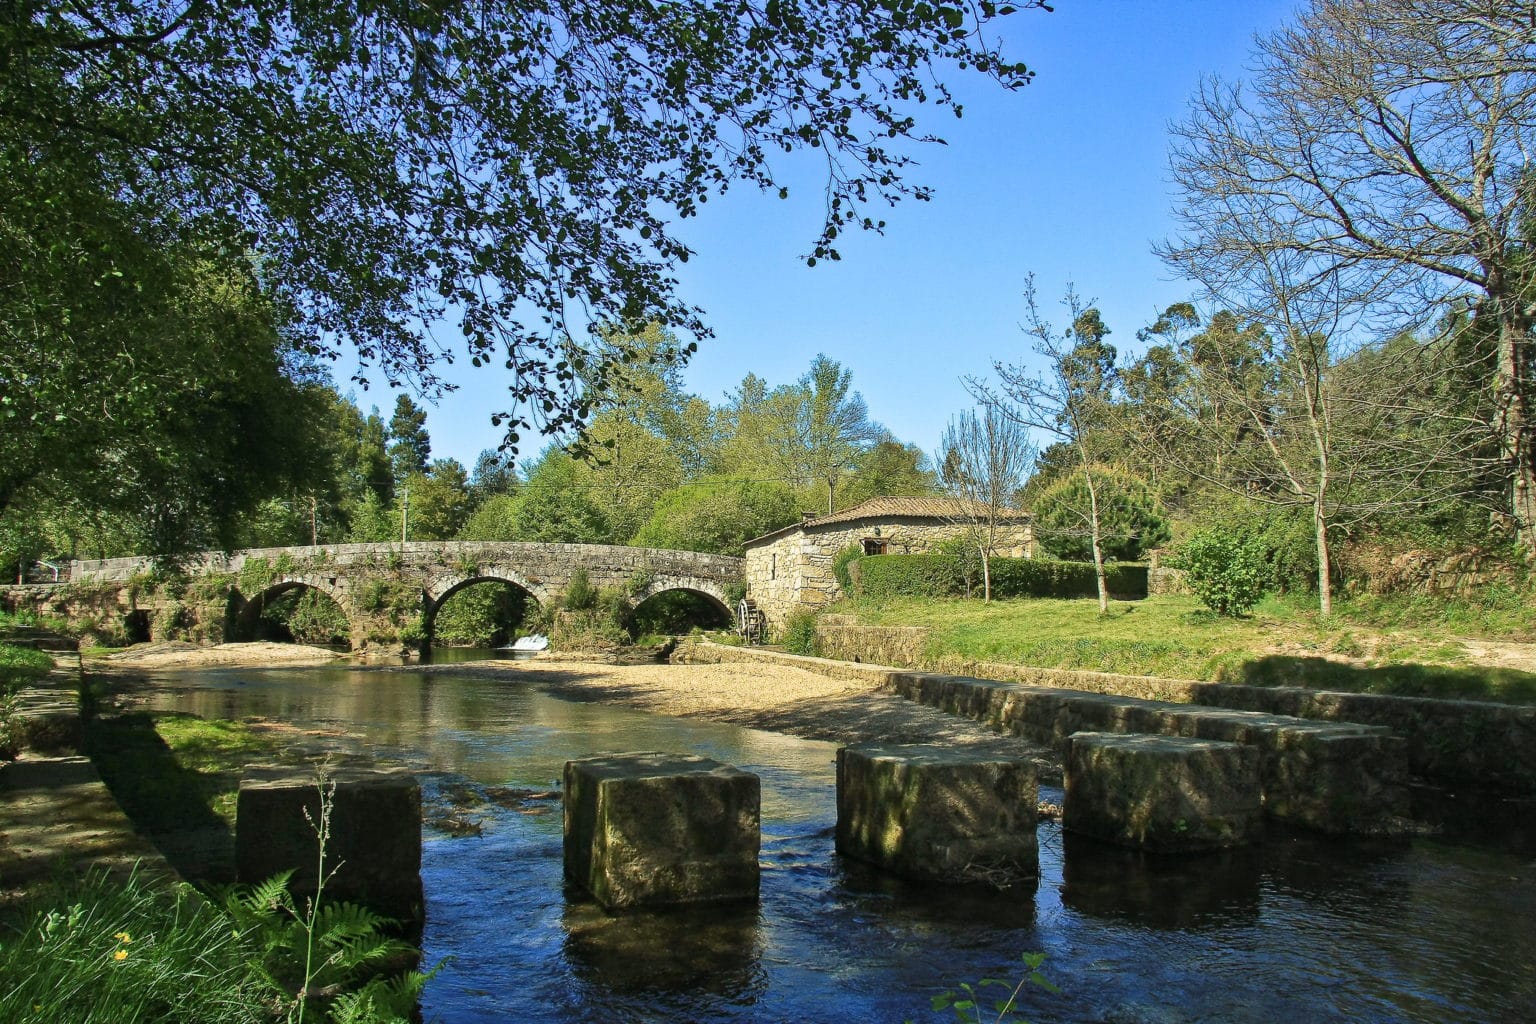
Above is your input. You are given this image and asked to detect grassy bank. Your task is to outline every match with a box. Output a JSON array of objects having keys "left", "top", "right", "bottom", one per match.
[
  {"left": 0, "top": 642, "right": 54, "bottom": 688},
  {"left": 842, "top": 591, "right": 1536, "bottom": 703},
  {"left": 7, "top": 682, "right": 427, "bottom": 1024},
  {"left": 87, "top": 708, "right": 292, "bottom": 886}
]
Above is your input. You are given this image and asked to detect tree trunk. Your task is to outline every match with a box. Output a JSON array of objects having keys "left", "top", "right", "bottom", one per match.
[
  {"left": 980, "top": 543, "right": 992, "bottom": 603},
  {"left": 1495, "top": 296, "right": 1536, "bottom": 559},
  {"left": 1083, "top": 468, "right": 1109, "bottom": 614},
  {"left": 1314, "top": 493, "right": 1332, "bottom": 619}
]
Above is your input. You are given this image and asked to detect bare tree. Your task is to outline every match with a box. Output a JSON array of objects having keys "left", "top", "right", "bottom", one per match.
[
  {"left": 1161, "top": 0, "right": 1536, "bottom": 555},
  {"left": 970, "top": 277, "right": 1118, "bottom": 613},
  {"left": 937, "top": 404, "right": 1035, "bottom": 601},
  {"left": 1153, "top": 233, "right": 1378, "bottom": 616}
]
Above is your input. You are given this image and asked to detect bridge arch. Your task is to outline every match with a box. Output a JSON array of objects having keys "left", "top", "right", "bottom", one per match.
[
  {"left": 231, "top": 577, "right": 352, "bottom": 645},
  {"left": 426, "top": 569, "right": 551, "bottom": 610},
  {"left": 629, "top": 578, "right": 733, "bottom": 615},
  {"left": 423, "top": 573, "right": 545, "bottom": 650},
  {"left": 626, "top": 580, "right": 735, "bottom": 635}
]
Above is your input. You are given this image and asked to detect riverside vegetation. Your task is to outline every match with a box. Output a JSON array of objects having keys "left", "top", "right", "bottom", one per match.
[{"left": 1, "top": 651, "right": 433, "bottom": 1024}]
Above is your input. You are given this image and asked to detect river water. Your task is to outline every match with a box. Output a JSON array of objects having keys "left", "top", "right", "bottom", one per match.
[{"left": 130, "top": 660, "right": 1535, "bottom": 1023}]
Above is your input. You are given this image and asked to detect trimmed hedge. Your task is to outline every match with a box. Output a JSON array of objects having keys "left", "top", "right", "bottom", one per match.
[{"left": 857, "top": 555, "right": 1148, "bottom": 601}]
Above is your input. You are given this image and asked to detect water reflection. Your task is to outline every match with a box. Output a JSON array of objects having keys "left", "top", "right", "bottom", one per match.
[
  {"left": 1059, "top": 830, "right": 1264, "bottom": 930},
  {"left": 123, "top": 664, "right": 1536, "bottom": 1024},
  {"left": 561, "top": 899, "right": 767, "bottom": 995}
]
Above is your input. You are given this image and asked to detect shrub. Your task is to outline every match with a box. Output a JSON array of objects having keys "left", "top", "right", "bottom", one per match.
[
  {"left": 858, "top": 555, "right": 1148, "bottom": 601},
  {"left": 1178, "top": 526, "right": 1271, "bottom": 616},
  {"left": 238, "top": 556, "right": 277, "bottom": 596},
  {"left": 260, "top": 588, "right": 349, "bottom": 646},
  {"left": 831, "top": 544, "right": 864, "bottom": 594},
  {"left": 0, "top": 642, "right": 53, "bottom": 690},
  {"left": 780, "top": 609, "right": 820, "bottom": 656},
  {"left": 857, "top": 554, "right": 965, "bottom": 599},
  {"left": 562, "top": 569, "right": 597, "bottom": 611},
  {"left": 626, "top": 565, "right": 655, "bottom": 597}
]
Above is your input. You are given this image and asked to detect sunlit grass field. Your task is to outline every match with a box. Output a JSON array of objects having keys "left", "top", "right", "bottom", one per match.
[{"left": 843, "top": 589, "right": 1536, "bottom": 703}]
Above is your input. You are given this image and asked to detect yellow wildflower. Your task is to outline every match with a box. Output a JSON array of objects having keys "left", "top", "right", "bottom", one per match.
[
  {"left": 113, "top": 931, "right": 132, "bottom": 944},
  {"left": 113, "top": 949, "right": 128, "bottom": 961}
]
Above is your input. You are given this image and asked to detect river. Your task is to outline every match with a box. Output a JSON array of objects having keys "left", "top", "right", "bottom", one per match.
[{"left": 128, "top": 659, "right": 1536, "bottom": 1023}]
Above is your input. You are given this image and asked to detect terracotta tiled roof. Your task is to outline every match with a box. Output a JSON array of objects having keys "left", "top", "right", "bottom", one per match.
[
  {"left": 806, "top": 495, "right": 1029, "bottom": 527},
  {"left": 745, "top": 495, "right": 1030, "bottom": 547}
]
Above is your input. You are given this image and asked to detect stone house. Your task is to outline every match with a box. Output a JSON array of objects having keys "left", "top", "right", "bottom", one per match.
[{"left": 742, "top": 496, "right": 1033, "bottom": 630}]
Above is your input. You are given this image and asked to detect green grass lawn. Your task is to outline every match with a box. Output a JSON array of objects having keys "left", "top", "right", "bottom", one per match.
[
  {"left": 0, "top": 642, "right": 55, "bottom": 689},
  {"left": 91, "top": 712, "right": 288, "bottom": 829},
  {"left": 842, "top": 591, "right": 1536, "bottom": 703}
]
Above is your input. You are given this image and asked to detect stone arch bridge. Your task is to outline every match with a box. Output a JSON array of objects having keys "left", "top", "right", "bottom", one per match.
[{"left": 27, "top": 542, "right": 744, "bottom": 651}]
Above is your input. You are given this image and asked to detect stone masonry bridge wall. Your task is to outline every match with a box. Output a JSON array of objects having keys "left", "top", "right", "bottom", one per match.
[{"left": 4, "top": 543, "right": 744, "bottom": 652}]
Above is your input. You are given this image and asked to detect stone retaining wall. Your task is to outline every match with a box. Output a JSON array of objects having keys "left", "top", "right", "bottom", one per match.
[
  {"left": 683, "top": 637, "right": 1536, "bottom": 795},
  {"left": 677, "top": 642, "right": 1408, "bottom": 832},
  {"left": 6, "top": 650, "right": 86, "bottom": 755},
  {"left": 815, "top": 617, "right": 930, "bottom": 667}
]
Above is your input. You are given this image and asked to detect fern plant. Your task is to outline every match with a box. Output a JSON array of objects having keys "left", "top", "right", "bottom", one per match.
[
  {"left": 221, "top": 876, "right": 418, "bottom": 1019},
  {"left": 219, "top": 770, "right": 435, "bottom": 1024}
]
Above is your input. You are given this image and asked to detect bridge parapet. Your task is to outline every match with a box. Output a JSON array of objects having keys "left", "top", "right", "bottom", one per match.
[
  {"left": 50, "top": 542, "right": 744, "bottom": 650},
  {"left": 70, "top": 542, "right": 744, "bottom": 586}
]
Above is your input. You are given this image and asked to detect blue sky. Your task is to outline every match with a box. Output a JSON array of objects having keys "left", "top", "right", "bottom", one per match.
[{"left": 357, "top": 0, "right": 1299, "bottom": 471}]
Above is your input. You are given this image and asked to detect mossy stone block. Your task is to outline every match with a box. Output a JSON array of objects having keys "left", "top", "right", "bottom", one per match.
[
  {"left": 1064, "top": 732, "right": 1262, "bottom": 852},
  {"left": 564, "top": 752, "right": 760, "bottom": 912},
  {"left": 237, "top": 767, "right": 422, "bottom": 929},
  {"left": 836, "top": 742, "right": 1038, "bottom": 887}
]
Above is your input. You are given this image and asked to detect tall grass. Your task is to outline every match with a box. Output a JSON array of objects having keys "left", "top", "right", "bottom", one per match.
[
  {"left": 0, "top": 871, "right": 267, "bottom": 1024},
  {"left": 1, "top": 774, "right": 433, "bottom": 1024},
  {"left": 0, "top": 642, "right": 53, "bottom": 689}
]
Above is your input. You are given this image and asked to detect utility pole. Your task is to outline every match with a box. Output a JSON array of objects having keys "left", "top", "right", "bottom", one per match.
[
  {"left": 309, "top": 495, "right": 319, "bottom": 546},
  {"left": 400, "top": 486, "right": 410, "bottom": 544}
]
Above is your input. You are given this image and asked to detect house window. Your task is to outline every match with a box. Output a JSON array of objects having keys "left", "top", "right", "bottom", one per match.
[{"left": 862, "top": 538, "right": 888, "bottom": 556}]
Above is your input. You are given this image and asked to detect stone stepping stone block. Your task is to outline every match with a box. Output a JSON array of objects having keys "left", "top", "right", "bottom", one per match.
[
  {"left": 237, "top": 767, "right": 423, "bottom": 929},
  {"left": 836, "top": 742, "right": 1038, "bottom": 887},
  {"left": 1064, "top": 732, "right": 1262, "bottom": 853},
  {"left": 564, "top": 751, "right": 760, "bottom": 911},
  {"left": 899, "top": 674, "right": 1408, "bottom": 835}
]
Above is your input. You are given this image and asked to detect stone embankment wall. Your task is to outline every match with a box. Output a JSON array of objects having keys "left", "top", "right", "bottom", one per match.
[
  {"left": 814, "top": 617, "right": 930, "bottom": 666},
  {"left": 676, "top": 641, "right": 1408, "bottom": 833},
  {"left": 688, "top": 634, "right": 1536, "bottom": 795},
  {"left": 1337, "top": 546, "right": 1522, "bottom": 596}
]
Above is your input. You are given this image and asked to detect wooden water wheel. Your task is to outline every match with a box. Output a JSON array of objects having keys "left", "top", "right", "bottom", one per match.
[{"left": 737, "top": 598, "right": 766, "bottom": 645}]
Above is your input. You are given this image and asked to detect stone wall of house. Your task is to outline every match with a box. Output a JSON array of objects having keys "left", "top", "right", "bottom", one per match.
[{"left": 744, "top": 518, "right": 1032, "bottom": 633}]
